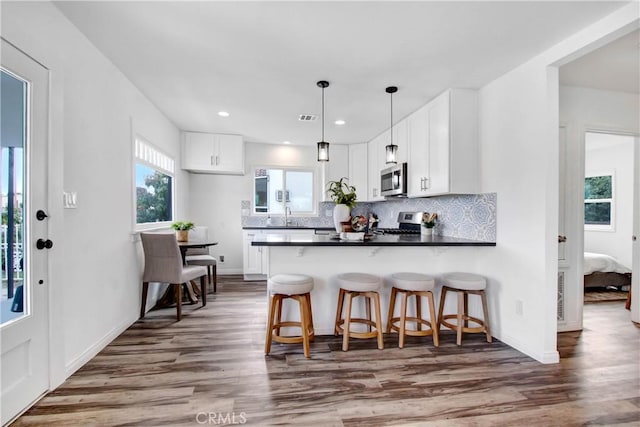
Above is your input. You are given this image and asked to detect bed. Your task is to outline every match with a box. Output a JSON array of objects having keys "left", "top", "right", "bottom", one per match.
[{"left": 584, "top": 252, "right": 632, "bottom": 289}]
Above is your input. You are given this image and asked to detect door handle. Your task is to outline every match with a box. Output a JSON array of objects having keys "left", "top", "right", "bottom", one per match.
[
  {"left": 36, "top": 210, "right": 48, "bottom": 221},
  {"left": 36, "top": 239, "right": 53, "bottom": 250},
  {"left": 558, "top": 235, "right": 567, "bottom": 243}
]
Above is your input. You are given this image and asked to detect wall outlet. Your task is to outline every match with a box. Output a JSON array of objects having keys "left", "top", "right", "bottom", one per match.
[
  {"left": 220, "top": 255, "right": 225, "bottom": 263},
  {"left": 515, "top": 299, "right": 524, "bottom": 316}
]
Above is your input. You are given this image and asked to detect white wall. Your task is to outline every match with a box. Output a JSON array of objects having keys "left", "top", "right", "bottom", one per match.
[
  {"left": 476, "top": 3, "right": 638, "bottom": 363},
  {"left": 585, "top": 136, "right": 635, "bottom": 268},
  {"left": 2, "top": 2, "right": 190, "bottom": 386}
]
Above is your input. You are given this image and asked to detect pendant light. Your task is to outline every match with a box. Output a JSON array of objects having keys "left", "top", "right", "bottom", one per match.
[
  {"left": 317, "top": 80, "right": 330, "bottom": 162},
  {"left": 385, "top": 86, "right": 398, "bottom": 164}
]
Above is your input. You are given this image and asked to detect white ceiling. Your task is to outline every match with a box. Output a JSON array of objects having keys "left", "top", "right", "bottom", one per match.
[{"left": 54, "top": 1, "right": 634, "bottom": 146}]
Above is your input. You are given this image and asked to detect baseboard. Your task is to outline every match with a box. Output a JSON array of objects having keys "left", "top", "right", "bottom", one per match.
[
  {"left": 499, "top": 332, "right": 560, "bottom": 364},
  {"left": 217, "top": 267, "right": 243, "bottom": 275},
  {"left": 64, "top": 315, "right": 135, "bottom": 378}
]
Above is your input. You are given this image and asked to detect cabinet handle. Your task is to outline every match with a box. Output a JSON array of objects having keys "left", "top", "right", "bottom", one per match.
[
  {"left": 210, "top": 155, "right": 214, "bottom": 166},
  {"left": 216, "top": 155, "right": 220, "bottom": 165},
  {"left": 424, "top": 177, "right": 429, "bottom": 190},
  {"left": 420, "top": 177, "right": 425, "bottom": 191}
]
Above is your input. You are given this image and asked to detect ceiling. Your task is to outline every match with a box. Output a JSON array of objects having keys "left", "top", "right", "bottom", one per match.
[{"left": 54, "top": 1, "right": 635, "bottom": 146}]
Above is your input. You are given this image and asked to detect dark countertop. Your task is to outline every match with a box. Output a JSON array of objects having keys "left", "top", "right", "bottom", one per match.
[
  {"left": 242, "top": 226, "right": 335, "bottom": 231},
  {"left": 251, "top": 233, "right": 496, "bottom": 247}
]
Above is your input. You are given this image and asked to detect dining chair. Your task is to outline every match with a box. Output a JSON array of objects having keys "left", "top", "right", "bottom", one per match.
[
  {"left": 140, "top": 232, "right": 208, "bottom": 321},
  {"left": 185, "top": 226, "right": 218, "bottom": 293}
]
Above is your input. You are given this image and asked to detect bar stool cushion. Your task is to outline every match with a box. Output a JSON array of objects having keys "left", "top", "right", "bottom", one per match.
[
  {"left": 443, "top": 272, "right": 486, "bottom": 291},
  {"left": 391, "top": 272, "right": 435, "bottom": 291},
  {"left": 336, "top": 273, "right": 381, "bottom": 292},
  {"left": 268, "top": 274, "right": 314, "bottom": 295}
]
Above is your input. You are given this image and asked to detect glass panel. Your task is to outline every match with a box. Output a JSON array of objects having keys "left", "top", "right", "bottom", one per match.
[
  {"left": 286, "top": 170, "right": 313, "bottom": 212},
  {"left": 253, "top": 167, "right": 315, "bottom": 214},
  {"left": 135, "top": 163, "right": 173, "bottom": 224},
  {"left": 584, "top": 202, "right": 611, "bottom": 225},
  {"left": 584, "top": 175, "right": 612, "bottom": 199},
  {"left": 1, "top": 70, "right": 27, "bottom": 324}
]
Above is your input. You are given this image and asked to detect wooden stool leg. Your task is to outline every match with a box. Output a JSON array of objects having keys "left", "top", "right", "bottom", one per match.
[
  {"left": 365, "top": 296, "right": 372, "bottom": 332},
  {"left": 305, "top": 293, "right": 315, "bottom": 340},
  {"left": 399, "top": 291, "right": 408, "bottom": 349},
  {"left": 463, "top": 292, "right": 469, "bottom": 328},
  {"left": 386, "top": 287, "right": 397, "bottom": 333},
  {"left": 456, "top": 291, "right": 464, "bottom": 345},
  {"left": 437, "top": 286, "right": 448, "bottom": 330},
  {"left": 373, "top": 292, "right": 384, "bottom": 350},
  {"left": 335, "top": 288, "right": 345, "bottom": 336},
  {"left": 140, "top": 282, "right": 149, "bottom": 319},
  {"left": 480, "top": 290, "right": 492, "bottom": 343},
  {"left": 175, "top": 283, "right": 182, "bottom": 321},
  {"left": 298, "top": 295, "right": 311, "bottom": 358},
  {"left": 416, "top": 294, "right": 423, "bottom": 331},
  {"left": 265, "top": 294, "right": 278, "bottom": 355},
  {"left": 275, "top": 296, "right": 283, "bottom": 336},
  {"left": 427, "top": 291, "right": 439, "bottom": 347},
  {"left": 342, "top": 292, "right": 353, "bottom": 351}
]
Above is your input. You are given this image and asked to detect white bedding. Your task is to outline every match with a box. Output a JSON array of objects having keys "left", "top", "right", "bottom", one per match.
[{"left": 584, "top": 252, "right": 632, "bottom": 275}]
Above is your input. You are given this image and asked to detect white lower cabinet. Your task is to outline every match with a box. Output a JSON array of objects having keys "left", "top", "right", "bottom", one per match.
[{"left": 242, "top": 229, "right": 314, "bottom": 280}]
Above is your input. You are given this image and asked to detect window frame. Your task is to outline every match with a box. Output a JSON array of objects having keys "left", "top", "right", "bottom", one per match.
[
  {"left": 584, "top": 171, "right": 615, "bottom": 232},
  {"left": 133, "top": 134, "right": 176, "bottom": 231},
  {"left": 252, "top": 165, "right": 318, "bottom": 216}
]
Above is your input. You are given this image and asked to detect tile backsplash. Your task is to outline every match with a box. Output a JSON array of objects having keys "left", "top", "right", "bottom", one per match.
[{"left": 241, "top": 193, "right": 497, "bottom": 242}]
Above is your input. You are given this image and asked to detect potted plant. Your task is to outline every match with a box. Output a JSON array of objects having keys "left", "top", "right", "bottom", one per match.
[
  {"left": 171, "top": 221, "right": 194, "bottom": 242},
  {"left": 421, "top": 212, "right": 437, "bottom": 236},
  {"left": 327, "top": 177, "right": 357, "bottom": 233}
]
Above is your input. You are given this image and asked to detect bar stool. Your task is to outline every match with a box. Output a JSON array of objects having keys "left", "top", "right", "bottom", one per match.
[
  {"left": 386, "top": 272, "right": 439, "bottom": 348},
  {"left": 265, "top": 274, "right": 315, "bottom": 358},
  {"left": 334, "top": 273, "right": 384, "bottom": 351},
  {"left": 437, "top": 272, "right": 492, "bottom": 345}
]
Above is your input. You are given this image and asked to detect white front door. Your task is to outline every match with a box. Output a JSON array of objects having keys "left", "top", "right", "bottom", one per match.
[{"left": 1, "top": 39, "right": 50, "bottom": 424}]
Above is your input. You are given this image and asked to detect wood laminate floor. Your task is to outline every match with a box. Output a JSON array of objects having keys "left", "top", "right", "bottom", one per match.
[{"left": 13, "top": 275, "right": 640, "bottom": 426}]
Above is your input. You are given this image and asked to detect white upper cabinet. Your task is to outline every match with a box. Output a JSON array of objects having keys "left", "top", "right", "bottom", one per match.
[
  {"left": 182, "top": 132, "right": 245, "bottom": 175},
  {"left": 407, "top": 89, "right": 478, "bottom": 197},
  {"left": 391, "top": 119, "right": 408, "bottom": 165},
  {"left": 348, "top": 143, "right": 368, "bottom": 203},
  {"left": 367, "top": 130, "right": 388, "bottom": 201}
]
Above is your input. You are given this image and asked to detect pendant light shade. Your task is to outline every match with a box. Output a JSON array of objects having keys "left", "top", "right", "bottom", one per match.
[
  {"left": 385, "top": 86, "right": 398, "bottom": 164},
  {"left": 316, "top": 80, "right": 330, "bottom": 162}
]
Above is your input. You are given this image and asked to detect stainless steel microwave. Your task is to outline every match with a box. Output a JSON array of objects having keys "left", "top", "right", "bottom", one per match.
[{"left": 380, "top": 162, "right": 407, "bottom": 197}]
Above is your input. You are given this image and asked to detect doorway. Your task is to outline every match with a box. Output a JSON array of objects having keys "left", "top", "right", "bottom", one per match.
[{"left": 1, "top": 39, "right": 51, "bottom": 424}]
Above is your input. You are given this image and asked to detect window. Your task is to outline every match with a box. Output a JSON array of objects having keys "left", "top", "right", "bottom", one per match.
[
  {"left": 584, "top": 173, "right": 614, "bottom": 230},
  {"left": 134, "top": 136, "right": 175, "bottom": 228},
  {"left": 253, "top": 167, "right": 315, "bottom": 214}
]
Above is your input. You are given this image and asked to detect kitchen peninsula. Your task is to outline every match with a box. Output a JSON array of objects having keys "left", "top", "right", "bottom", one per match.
[{"left": 252, "top": 232, "right": 496, "bottom": 335}]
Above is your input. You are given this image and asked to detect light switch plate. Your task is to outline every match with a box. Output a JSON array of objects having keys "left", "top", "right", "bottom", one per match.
[{"left": 63, "top": 191, "right": 77, "bottom": 209}]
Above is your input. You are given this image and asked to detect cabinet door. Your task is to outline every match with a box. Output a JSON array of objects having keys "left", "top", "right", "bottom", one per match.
[
  {"left": 184, "top": 132, "right": 216, "bottom": 170},
  {"left": 392, "top": 120, "right": 408, "bottom": 165},
  {"left": 349, "top": 143, "right": 368, "bottom": 203},
  {"left": 367, "top": 134, "right": 385, "bottom": 201},
  {"left": 407, "top": 106, "right": 429, "bottom": 197},
  {"left": 323, "top": 144, "right": 349, "bottom": 201},
  {"left": 426, "top": 92, "right": 450, "bottom": 195},
  {"left": 215, "top": 134, "right": 244, "bottom": 174},
  {"left": 243, "top": 232, "right": 263, "bottom": 276}
]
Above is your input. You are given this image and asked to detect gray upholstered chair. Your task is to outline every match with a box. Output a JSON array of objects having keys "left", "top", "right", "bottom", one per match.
[
  {"left": 185, "top": 226, "right": 217, "bottom": 293},
  {"left": 140, "top": 232, "right": 208, "bottom": 321}
]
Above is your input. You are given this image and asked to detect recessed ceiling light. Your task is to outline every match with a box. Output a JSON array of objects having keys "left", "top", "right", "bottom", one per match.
[
  {"left": 335, "top": 119, "right": 346, "bottom": 126},
  {"left": 218, "top": 111, "right": 230, "bottom": 117},
  {"left": 283, "top": 141, "right": 291, "bottom": 145}
]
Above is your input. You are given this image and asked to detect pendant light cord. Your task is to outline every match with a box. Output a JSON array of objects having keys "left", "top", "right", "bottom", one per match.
[
  {"left": 322, "top": 86, "right": 325, "bottom": 142},
  {"left": 390, "top": 91, "right": 393, "bottom": 145}
]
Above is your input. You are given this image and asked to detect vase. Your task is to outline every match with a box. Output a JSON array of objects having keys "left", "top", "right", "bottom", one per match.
[
  {"left": 176, "top": 230, "right": 189, "bottom": 242},
  {"left": 421, "top": 226, "right": 433, "bottom": 236},
  {"left": 333, "top": 204, "right": 351, "bottom": 233}
]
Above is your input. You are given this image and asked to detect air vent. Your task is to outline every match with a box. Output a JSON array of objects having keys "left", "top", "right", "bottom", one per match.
[
  {"left": 298, "top": 114, "right": 318, "bottom": 121},
  {"left": 557, "top": 272, "right": 565, "bottom": 321}
]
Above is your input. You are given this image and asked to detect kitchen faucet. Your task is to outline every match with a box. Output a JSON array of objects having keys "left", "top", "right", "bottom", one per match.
[{"left": 285, "top": 206, "right": 292, "bottom": 226}]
